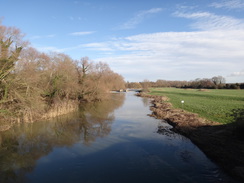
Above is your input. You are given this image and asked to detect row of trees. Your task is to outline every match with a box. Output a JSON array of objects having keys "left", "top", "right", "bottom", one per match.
[
  {"left": 126, "top": 76, "right": 243, "bottom": 90},
  {"left": 0, "top": 23, "right": 125, "bottom": 124}
]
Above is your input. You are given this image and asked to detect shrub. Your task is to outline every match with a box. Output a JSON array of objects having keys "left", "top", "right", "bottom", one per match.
[{"left": 230, "top": 108, "right": 244, "bottom": 139}]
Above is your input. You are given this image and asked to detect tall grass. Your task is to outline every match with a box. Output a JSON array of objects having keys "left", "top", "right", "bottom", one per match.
[{"left": 149, "top": 88, "right": 244, "bottom": 124}]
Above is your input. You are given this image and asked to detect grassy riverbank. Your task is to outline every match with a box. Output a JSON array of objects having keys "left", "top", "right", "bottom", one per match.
[
  {"left": 138, "top": 91, "right": 244, "bottom": 181},
  {"left": 149, "top": 88, "right": 244, "bottom": 124}
]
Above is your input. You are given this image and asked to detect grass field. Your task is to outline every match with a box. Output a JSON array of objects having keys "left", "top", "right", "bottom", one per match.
[{"left": 149, "top": 88, "right": 244, "bottom": 124}]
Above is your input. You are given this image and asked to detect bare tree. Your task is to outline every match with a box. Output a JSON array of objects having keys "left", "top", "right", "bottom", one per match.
[
  {"left": 212, "top": 76, "right": 226, "bottom": 85},
  {"left": 141, "top": 79, "right": 151, "bottom": 92},
  {"left": 0, "top": 23, "right": 126, "bottom": 123}
]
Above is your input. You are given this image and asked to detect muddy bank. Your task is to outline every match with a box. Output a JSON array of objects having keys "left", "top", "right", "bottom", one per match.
[{"left": 137, "top": 92, "right": 244, "bottom": 182}]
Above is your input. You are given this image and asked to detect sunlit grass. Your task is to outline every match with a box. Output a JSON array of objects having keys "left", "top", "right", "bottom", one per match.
[{"left": 149, "top": 88, "right": 244, "bottom": 124}]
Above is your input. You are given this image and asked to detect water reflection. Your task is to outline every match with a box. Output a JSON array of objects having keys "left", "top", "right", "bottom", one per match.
[
  {"left": 141, "top": 96, "right": 152, "bottom": 107},
  {"left": 157, "top": 124, "right": 175, "bottom": 137},
  {"left": 0, "top": 93, "right": 238, "bottom": 183},
  {"left": 0, "top": 94, "right": 125, "bottom": 183}
]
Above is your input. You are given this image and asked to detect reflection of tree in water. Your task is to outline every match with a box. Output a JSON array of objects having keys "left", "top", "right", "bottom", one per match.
[
  {"left": 77, "top": 94, "right": 125, "bottom": 145},
  {"left": 0, "top": 93, "right": 125, "bottom": 183},
  {"left": 141, "top": 97, "right": 151, "bottom": 107}
]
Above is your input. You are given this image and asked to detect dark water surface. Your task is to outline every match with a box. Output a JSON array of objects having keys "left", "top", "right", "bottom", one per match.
[{"left": 0, "top": 92, "right": 239, "bottom": 183}]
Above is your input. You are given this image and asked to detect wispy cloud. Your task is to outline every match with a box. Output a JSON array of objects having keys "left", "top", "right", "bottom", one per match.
[
  {"left": 29, "top": 34, "right": 56, "bottom": 40},
  {"left": 118, "top": 8, "right": 163, "bottom": 29},
  {"left": 69, "top": 16, "right": 74, "bottom": 21},
  {"left": 210, "top": 0, "right": 244, "bottom": 9},
  {"left": 36, "top": 46, "right": 62, "bottom": 53},
  {"left": 69, "top": 31, "right": 95, "bottom": 36},
  {"left": 80, "top": 42, "right": 113, "bottom": 51},
  {"left": 35, "top": 29, "right": 244, "bottom": 82},
  {"left": 32, "top": 5, "right": 244, "bottom": 83},
  {"left": 229, "top": 70, "right": 244, "bottom": 77},
  {"left": 69, "top": 16, "right": 83, "bottom": 21},
  {"left": 174, "top": 11, "right": 244, "bottom": 30},
  {"left": 47, "top": 34, "right": 56, "bottom": 38},
  {"left": 86, "top": 30, "right": 244, "bottom": 82}
]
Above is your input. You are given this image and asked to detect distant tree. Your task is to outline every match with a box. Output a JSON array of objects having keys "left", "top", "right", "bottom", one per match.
[
  {"left": 75, "top": 58, "right": 125, "bottom": 101},
  {"left": 156, "top": 79, "right": 168, "bottom": 87},
  {"left": 126, "top": 82, "right": 142, "bottom": 89},
  {"left": 140, "top": 79, "right": 151, "bottom": 92},
  {"left": 77, "top": 57, "right": 91, "bottom": 84},
  {"left": 229, "top": 84, "right": 239, "bottom": 89},
  {"left": 240, "top": 83, "right": 244, "bottom": 89},
  {"left": 199, "top": 78, "right": 215, "bottom": 88},
  {"left": 212, "top": 76, "right": 226, "bottom": 85}
]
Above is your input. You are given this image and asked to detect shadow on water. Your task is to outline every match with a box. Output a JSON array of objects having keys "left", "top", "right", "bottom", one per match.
[{"left": 0, "top": 94, "right": 125, "bottom": 183}]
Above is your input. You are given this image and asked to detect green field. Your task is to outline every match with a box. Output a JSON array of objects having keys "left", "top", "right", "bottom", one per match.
[{"left": 149, "top": 88, "right": 244, "bottom": 124}]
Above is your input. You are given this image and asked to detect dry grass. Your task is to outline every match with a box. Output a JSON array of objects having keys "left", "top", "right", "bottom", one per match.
[
  {"left": 0, "top": 100, "right": 79, "bottom": 129},
  {"left": 43, "top": 100, "right": 78, "bottom": 119}
]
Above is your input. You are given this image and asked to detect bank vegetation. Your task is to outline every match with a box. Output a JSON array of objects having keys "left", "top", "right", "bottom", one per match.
[{"left": 0, "top": 23, "right": 125, "bottom": 128}]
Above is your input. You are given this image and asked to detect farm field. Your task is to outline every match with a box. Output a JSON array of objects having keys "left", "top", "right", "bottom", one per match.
[{"left": 149, "top": 88, "right": 244, "bottom": 124}]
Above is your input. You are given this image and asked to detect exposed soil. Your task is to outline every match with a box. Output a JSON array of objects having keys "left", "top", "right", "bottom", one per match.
[{"left": 137, "top": 92, "right": 244, "bottom": 182}]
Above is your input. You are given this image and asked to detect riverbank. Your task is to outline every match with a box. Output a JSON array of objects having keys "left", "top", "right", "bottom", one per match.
[
  {"left": 0, "top": 100, "right": 79, "bottom": 132},
  {"left": 137, "top": 92, "right": 244, "bottom": 182},
  {"left": 149, "top": 88, "right": 244, "bottom": 124}
]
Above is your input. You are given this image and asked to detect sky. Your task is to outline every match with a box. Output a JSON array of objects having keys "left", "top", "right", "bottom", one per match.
[{"left": 0, "top": 0, "right": 244, "bottom": 83}]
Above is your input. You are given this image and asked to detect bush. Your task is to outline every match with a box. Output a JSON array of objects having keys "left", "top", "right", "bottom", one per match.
[{"left": 230, "top": 108, "right": 244, "bottom": 138}]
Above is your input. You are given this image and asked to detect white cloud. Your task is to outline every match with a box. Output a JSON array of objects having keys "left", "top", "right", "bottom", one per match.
[
  {"left": 229, "top": 70, "right": 244, "bottom": 77},
  {"left": 90, "top": 30, "right": 244, "bottom": 82},
  {"left": 46, "top": 34, "right": 56, "bottom": 38},
  {"left": 34, "top": 29, "right": 244, "bottom": 82},
  {"left": 29, "top": 34, "right": 56, "bottom": 40},
  {"left": 36, "top": 46, "right": 62, "bottom": 53},
  {"left": 210, "top": 0, "right": 244, "bottom": 9},
  {"left": 174, "top": 11, "right": 244, "bottom": 30},
  {"left": 69, "top": 31, "right": 95, "bottom": 36},
  {"left": 80, "top": 42, "right": 113, "bottom": 51},
  {"left": 118, "top": 8, "right": 163, "bottom": 29},
  {"left": 32, "top": 6, "right": 244, "bottom": 83},
  {"left": 30, "top": 35, "right": 41, "bottom": 40}
]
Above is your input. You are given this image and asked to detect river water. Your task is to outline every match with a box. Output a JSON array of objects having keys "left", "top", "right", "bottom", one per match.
[{"left": 0, "top": 92, "right": 239, "bottom": 183}]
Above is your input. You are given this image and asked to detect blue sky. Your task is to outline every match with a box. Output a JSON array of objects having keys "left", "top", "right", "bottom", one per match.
[{"left": 1, "top": 0, "right": 244, "bottom": 82}]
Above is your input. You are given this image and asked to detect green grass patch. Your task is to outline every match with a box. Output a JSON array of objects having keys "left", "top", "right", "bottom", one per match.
[{"left": 149, "top": 88, "right": 244, "bottom": 124}]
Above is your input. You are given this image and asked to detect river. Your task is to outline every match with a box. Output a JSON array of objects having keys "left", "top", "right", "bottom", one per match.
[{"left": 0, "top": 92, "right": 239, "bottom": 183}]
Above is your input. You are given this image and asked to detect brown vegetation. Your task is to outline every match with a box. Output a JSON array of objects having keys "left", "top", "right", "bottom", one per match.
[
  {"left": 0, "top": 23, "right": 125, "bottom": 127},
  {"left": 138, "top": 92, "right": 244, "bottom": 181},
  {"left": 138, "top": 93, "right": 218, "bottom": 132}
]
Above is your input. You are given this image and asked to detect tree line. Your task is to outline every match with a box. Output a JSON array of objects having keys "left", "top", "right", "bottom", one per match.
[
  {"left": 0, "top": 23, "right": 125, "bottom": 124},
  {"left": 126, "top": 76, "right": 244, "bottom": 90}
]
